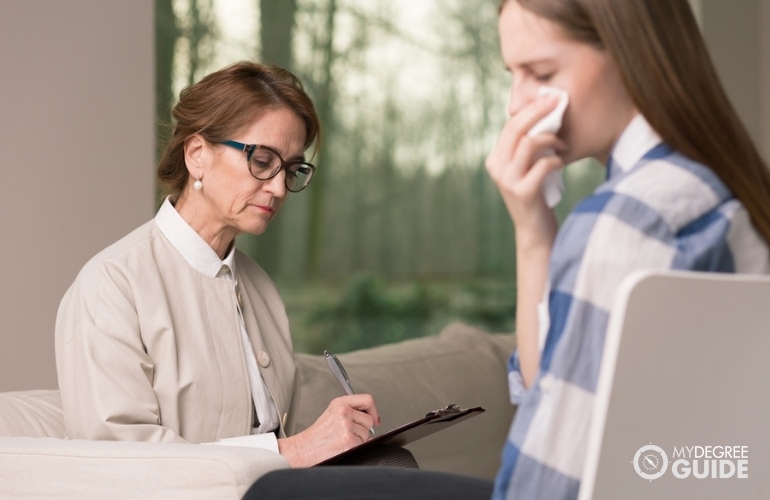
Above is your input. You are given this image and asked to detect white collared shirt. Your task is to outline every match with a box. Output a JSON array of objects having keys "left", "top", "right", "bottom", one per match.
[{"left": 155, "top": 197, "right": 279, "bottom": 452}]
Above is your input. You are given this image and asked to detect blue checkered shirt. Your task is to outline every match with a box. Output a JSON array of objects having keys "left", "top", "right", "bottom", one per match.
[{"left": 492, "top": 115, "right": 770, "bottom": 500}]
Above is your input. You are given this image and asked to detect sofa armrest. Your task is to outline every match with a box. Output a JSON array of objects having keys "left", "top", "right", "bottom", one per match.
[
  {"left": 0, "top": 437, "right": 289, "bottom": 499},
  {"left": 0, "top": 390, "right": 63, "bottom": 438},
  {"left": 291, "top": 322, "right": 516, "bottom": 479}
]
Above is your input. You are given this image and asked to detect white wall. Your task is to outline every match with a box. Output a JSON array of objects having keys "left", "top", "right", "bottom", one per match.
[
  {"left": 691, "top": 0, "right": 769, "bottom": 162},
  {"left": 0, "top": 2, "right": 154, "bottom": 391},
  {"left": 701, "top": 0, "right": 769, "bottom": 163},
  {"left": 762, "top": 1, "right": 770, "bottom": 163}
]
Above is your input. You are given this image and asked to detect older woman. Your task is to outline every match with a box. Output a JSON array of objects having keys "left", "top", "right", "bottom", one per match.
[{"left": 55, "top": 61, "right": 380, "bottom": 468}]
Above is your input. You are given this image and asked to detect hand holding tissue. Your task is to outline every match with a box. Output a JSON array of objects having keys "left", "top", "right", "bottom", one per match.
[{"left": 527, "top": 86, "right": 569, "bottom": 208}]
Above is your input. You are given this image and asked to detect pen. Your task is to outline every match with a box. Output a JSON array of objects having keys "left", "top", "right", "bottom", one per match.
[{"left": 324, "top": 350, "right": 375, "bottom": 437}]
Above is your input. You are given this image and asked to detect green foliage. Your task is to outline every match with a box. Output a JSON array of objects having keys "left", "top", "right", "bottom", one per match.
[
  {"left": 451, "top": 281, "right": 517, "bottom": 332},
  {"left": 294, "top": 273, "right": 515, "bottom": 354}
]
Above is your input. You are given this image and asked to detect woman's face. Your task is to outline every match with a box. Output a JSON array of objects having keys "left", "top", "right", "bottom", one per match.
[
  {"left": 187, "top": 107, "right": 307, "bottom": 242},
  {"left": 498, "top": 1, "right": 637, "bottom": 164}
]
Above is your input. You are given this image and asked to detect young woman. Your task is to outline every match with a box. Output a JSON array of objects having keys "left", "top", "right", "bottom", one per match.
[{"left": 487, "top": 0, "right": 770, "bottom": 498}]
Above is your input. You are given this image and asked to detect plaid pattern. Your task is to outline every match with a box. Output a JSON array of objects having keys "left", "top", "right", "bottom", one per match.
[{"left": 493, "top": 115, "right": 769, "bottom": 500}]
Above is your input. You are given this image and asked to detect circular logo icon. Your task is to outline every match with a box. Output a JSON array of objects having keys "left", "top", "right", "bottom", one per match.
[{"left": 633, "top": 444, "right": 668, "bottom": 481}]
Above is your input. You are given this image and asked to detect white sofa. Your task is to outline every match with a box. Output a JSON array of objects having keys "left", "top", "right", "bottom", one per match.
[{"left": 0, "top": 323, "right": 515, "bottom": 499}]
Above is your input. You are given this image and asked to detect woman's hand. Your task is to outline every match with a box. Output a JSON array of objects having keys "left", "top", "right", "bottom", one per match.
[
  {"left": 277, "top": 394, "right": 380, "bottom": 467},
  {"left": 485, "top": 95, "right": 566, "bottom": 246}
]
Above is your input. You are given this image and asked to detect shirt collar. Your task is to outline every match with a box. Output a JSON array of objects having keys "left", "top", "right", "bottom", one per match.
[
  {"left": 155, "top": 197, "right": 236, "bottom": 278},
  {"left": 607, "top": 114, "right": 663, "bottom": 179}
]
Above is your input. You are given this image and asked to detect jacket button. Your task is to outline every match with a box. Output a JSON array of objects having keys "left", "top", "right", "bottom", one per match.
[{"left": 257, "top": 351, "right": 270, "bottom": 368}]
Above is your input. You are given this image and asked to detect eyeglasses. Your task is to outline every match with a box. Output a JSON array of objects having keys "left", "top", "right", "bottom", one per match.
[{"left": 220, "top": 140, "right": 316, "bottom": 192}]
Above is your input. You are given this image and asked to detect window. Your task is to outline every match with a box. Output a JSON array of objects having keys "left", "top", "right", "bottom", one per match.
[{"left": 156, "top": 0, "right": 604, "bottom": 353}]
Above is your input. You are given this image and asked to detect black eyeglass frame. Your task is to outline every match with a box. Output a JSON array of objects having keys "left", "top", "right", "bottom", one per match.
[{"left": 220, "top": 140, "right": 316, "bottom": 193}]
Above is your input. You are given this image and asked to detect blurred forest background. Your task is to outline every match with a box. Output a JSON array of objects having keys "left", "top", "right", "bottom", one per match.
[{"left": 155, "top": 0, "right": 604, "bottom": 353}]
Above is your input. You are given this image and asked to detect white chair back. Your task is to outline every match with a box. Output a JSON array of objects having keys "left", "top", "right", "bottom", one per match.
[{"left": 579, "top": 270, "right": 770, "bottom": 499}]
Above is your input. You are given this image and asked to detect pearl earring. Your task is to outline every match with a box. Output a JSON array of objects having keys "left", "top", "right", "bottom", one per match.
[{"left": 193, "top": 175, "right": 202, "bottom": 190}]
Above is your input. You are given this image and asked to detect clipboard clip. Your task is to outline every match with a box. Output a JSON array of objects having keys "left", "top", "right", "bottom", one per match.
[{"left": 425, "top": 403, "right": 461, "bottom": 418}]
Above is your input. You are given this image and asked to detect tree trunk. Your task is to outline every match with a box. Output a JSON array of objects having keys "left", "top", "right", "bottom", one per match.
[
  {"left": 247, "top": 0, "right": 298, "bottom": 275},
  {"left": 155, "top": 0, "right": 179, "bottom": 205},
  {"left": 306, "top": 0, "right": 337, "bottom": 278},
  {"left": 260, "top": 0, "right": 297, "bottom": 69}
]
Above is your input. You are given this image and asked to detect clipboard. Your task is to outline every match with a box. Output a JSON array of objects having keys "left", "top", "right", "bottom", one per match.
[{"left": 317, "top": 404, "right": 485, "bottom": 466}]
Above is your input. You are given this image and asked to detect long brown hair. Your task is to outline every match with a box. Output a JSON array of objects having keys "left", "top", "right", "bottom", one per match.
[
  {"left": 501, "top": 0, "right": 770, "bottom": 246},
  {"left": 157, "top": 61, "right": 321, "bottom": 199}
]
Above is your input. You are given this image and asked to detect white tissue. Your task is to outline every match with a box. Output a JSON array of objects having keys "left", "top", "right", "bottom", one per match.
[{"left": 527, "top": 86, "right": 569, "bottom": 208}]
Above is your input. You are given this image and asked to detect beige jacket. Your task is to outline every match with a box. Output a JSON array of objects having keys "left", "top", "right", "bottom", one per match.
[{"left": 55, "top": 220, "right": 297, "bottom": 443}]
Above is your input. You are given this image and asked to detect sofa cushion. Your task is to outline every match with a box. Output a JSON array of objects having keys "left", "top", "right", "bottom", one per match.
[
  {"left": 0, "top": 389, "right": 64, "bottom": 438},
  {"left": 0, "top": 436, "right": 288, "bottom": 499},
  {"left": 291, "top": 322, "right": 516, "bottom": 479}
]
